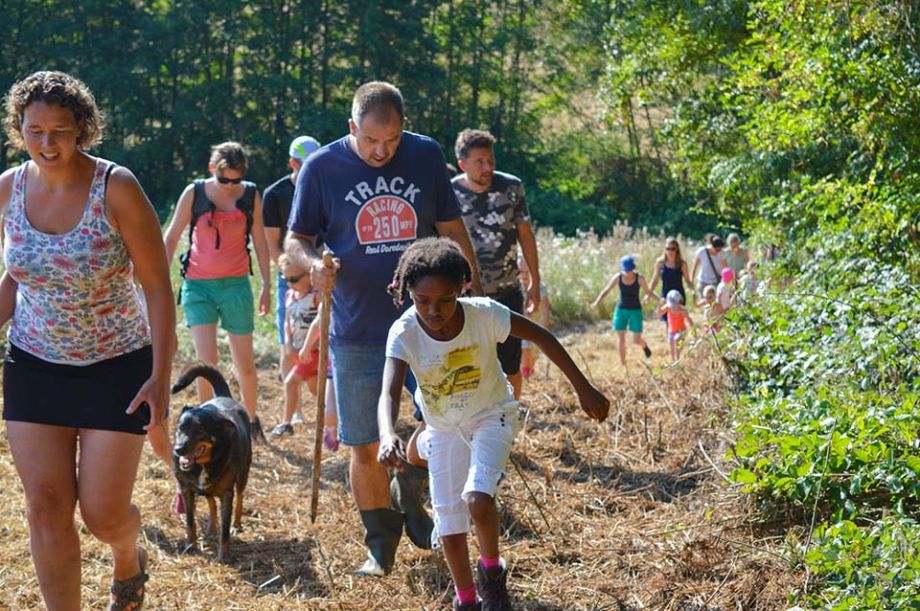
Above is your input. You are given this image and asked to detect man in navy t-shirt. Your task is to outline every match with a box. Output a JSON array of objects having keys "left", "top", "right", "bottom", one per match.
[{"left": 286, "top": 81, "right": 481, "bottom": 577}]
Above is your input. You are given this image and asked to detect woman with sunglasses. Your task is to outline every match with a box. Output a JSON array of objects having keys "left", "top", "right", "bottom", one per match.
[
  {"left": 646, "top": 237, "right": 691, "bottom": 321},
  {"left": 164, "top": 141, "right": 272, "bottom": 446}
]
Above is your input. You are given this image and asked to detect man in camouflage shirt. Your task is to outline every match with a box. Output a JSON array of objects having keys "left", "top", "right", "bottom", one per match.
[{"left": 452, "top": 128, "right": 541, "bottom": 399}]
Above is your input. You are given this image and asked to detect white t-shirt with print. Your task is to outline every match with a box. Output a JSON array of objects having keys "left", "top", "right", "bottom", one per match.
[{"left": 386, "top": 297, "right": 515, "bottom": 430}]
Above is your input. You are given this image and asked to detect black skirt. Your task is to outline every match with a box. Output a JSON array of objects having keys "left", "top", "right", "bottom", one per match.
[{"left": 3, "top": 343, "right": 153, "bottom": 435}]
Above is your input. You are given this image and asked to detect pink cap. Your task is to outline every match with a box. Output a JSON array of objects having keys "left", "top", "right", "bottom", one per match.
[{"left": 721, "top": 267, "right": 735, "bottom": 283}]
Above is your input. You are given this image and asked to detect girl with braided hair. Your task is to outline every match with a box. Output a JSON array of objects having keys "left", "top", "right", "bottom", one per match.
[{"left": 377, "top": 237, "right": 609, "bottom": 610}]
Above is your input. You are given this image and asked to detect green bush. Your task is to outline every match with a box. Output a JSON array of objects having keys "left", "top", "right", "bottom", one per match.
[{"left": 724, "top": 246, "right": 920, "bottom": 608}]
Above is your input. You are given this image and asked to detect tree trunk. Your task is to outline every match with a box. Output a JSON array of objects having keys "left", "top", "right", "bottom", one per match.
[
  {"left": 320, "top": 0, "right": 330, "bottom": 110},
  {"left": 623, "top": 97, "right": 641, "bottom": 159},
  {"left": 470, "top": 4, "right": 485, "bottom": 125},
  {"left": 444, "top": 2, "right": 455, "bottom": 137}
]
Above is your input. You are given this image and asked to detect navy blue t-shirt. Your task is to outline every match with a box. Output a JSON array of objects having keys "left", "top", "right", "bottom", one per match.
[{"left": 288, "top": 131, "right": 461, "bottom": 344}]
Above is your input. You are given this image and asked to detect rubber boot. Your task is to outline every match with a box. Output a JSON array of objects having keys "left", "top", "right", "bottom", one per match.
[
  {"left": 391, "top": 463, "right": 434, "bottom": 550},
  {"left": 356, "top": 508, "right": 403, "bottom": 577}
]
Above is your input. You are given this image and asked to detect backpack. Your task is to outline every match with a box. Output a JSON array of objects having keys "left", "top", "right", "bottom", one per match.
[{"left": 178, "top": 178, "right": 256, "bottom": 279}]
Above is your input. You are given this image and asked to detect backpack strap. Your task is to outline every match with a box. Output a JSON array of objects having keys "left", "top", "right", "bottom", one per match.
[
  {"left": 237, "top": 181, "right": 257, "bottom": 275},
  {"left": 704, "top": 248, "right": 717, "bottom": 282},
  {"left": 179, "top": 179, "right": 214, "bottom": 279}
]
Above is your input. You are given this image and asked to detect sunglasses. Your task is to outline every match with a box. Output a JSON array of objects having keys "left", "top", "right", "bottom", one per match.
[
  {"left": 216, "top": 175, "right": 243, "bottom": 185},
  {"left": 285, "top": 274, "right": 305, "bottom": 284},
  {"left": 666, "top": 246, "right": 677, "bottom": 251}
]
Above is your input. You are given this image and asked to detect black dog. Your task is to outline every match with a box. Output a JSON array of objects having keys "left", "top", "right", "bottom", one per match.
[{"left": 172, "top": 363, "right": 252, "bottom": 561}]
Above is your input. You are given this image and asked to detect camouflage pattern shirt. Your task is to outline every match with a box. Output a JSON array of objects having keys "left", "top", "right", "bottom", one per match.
[{"left": 452, "top": 171, "right": 530, "bottom": 297}]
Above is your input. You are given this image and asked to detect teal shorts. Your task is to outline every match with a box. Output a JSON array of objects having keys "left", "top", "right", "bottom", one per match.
[
  {"left": 612, "top": 306, "right": 644, "bottom": 333},
  {"left": 181, "top": 276, "right": 254, "bottom": 335}
]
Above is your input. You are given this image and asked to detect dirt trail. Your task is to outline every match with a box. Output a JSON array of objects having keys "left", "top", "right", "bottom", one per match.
[{"left": 0, "top": 323, "right": 795, "bottom": 610}]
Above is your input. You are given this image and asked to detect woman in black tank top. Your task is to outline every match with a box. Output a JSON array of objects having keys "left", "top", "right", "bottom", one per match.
[
  {"left": 590, "top": 255, "right": 657, "bottom": 368},
  {"left": 647, "top": 238, "right": 691, "bottom": 321}
]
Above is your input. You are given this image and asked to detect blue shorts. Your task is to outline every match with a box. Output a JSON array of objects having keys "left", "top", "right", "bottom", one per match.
[
  {"left": 275, "top": 272, "right": 287, "bottom": 344},
  {"left": 330, "top": 343, "right": 419, "bottom": 447}
]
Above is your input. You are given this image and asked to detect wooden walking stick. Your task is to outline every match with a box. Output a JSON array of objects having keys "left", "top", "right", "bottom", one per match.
[{"left": 310, "top": 250, "right": 334, "bottom": 524}]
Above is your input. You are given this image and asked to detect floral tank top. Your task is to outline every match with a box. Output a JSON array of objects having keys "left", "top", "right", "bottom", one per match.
[{"left": 3, "top": 159, "right": 150, "bottom": 365}]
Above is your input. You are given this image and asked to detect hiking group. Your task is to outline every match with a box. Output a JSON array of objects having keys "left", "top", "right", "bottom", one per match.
[{"left": 0, "top": 70, "right": 760, "bottom": 611}]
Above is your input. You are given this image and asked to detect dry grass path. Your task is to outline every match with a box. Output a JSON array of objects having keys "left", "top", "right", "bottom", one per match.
[{"left": 0, "top": 323, "right": 796, "bottom": 610}]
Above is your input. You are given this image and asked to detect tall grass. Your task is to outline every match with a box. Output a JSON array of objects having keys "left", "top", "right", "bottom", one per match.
[{"left": 537, "top": 223, "right": 696, "bottom": 325}]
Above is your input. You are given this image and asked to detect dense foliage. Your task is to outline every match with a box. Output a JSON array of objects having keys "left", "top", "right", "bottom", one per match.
[
  {"left": 0, "top": 0, "right": 719, "bottom": 235},
  {"left": 599, "top": 0, "right": 920, "bottom": 606}
]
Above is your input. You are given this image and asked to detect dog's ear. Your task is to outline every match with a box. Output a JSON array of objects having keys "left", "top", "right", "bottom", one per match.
[{"left": 221, "top": 419, "right": 238, "bottom": 433}]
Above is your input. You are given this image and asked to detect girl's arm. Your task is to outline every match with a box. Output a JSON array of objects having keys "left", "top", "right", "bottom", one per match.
[
  {"left": 681, "top": 261, "right": 692, "bottom": 287},
  {"left": 377, "top": 356, "right": 410, "bottom": 468},
  {"left": 284, "top": 304, "right": 294, "bottom": 354},
  {"left": 590, "top": 273, "right": 619, "bottom": 309},
  {"left": 657, "top": 303, "right": 668, "bottom": 317},
  {"left": 162, "top": 184, "right": 195, "bottom": 266},
  {"left": 107, "top": 167, "right": 177, "bottom": 430},
  {"left": 510, "top": 313, "right": 609, "bottom": 421},
  {"left": 0, "top": 272, "right": 17, "bottom": 328},
  {"left": 639, "top": 275, "right": 657, "bottom": 301},
  {"left": 647, "top": 261, "right": 662, "bottom": 295},
  {"left": 250, "top": 192, "right": 272, "bottom": 316},
  {"left": 690, "top": 253, "right": 701, "bottom": 285},
  {"left": 541, "top": 290, "right": 552, "bottom": 328}
]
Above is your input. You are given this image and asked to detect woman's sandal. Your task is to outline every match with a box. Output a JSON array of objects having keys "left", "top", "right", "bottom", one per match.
[{"left": 109, "top": 547, "right": 149, "bottom": 611}]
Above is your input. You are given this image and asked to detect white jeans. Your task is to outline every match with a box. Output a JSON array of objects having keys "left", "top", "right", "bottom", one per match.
[{"left": 418, "top": 402, "right": 524, "bottom": 544}]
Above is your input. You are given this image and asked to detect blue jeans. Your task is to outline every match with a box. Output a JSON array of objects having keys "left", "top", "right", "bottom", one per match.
[{"left": 330, "top": 343, "right": 419, "bottom": 447}]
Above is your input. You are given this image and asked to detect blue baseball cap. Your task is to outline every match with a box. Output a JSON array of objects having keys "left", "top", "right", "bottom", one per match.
[
  {"left": 620, "top": 255, "right": 636, "bottom": 272},
  {"left": 289, "top": 136, "right": 320, "bottom": 161}
]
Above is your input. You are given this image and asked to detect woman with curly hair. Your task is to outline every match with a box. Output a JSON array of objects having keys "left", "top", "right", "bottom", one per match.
[{"left": 0, "top": 71, "right": 175, "bottom": 610}]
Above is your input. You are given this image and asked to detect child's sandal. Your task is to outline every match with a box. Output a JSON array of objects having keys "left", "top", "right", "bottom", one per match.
[{"left": 109, "top": 547, "right": 149, "bottom": 611}]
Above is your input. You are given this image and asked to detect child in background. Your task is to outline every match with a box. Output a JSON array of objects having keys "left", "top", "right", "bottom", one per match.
[
  {"left": 590, "top": 255, "right": 657, "bottom": 368},
  {"left": 716, "top": 267, "right": 735, "bottom": 314},
  {"left": 272, "top": 254, "right": 337, "bottom": 448},
  {"left": 740, "top": 260, "right": 759, "bottom": 301},
  {"left": 518, "top": 257, "right": 550, "bottom": 379},
  {"left": 701, "top": 285, "right": 720, "bottom": 333},
  {"left": 658, "top": 289, "right": 695, "bottom": 362},
  {"left": 378, "top": 239, "right": 608, "bottom": 611}
]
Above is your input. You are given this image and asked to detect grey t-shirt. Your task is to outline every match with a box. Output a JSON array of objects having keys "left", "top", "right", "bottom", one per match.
[{"left": 453, "top": 171, "right": 530, "bottom": 296}]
